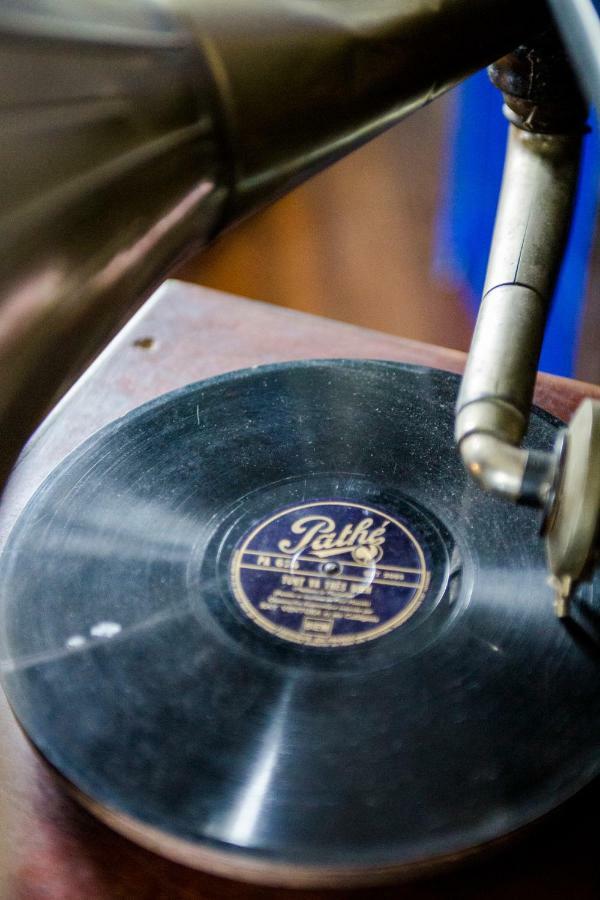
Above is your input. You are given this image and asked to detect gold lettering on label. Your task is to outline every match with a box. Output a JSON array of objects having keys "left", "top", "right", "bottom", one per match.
[
  {"left": 350, "top": 582, "right": 372, "bottom": 594},
  {"left": 302, "top": 618, "right": 333, "bottom": 635},
  {"left": 384, "top": 571, "right": 404, "bottom": 581},
  {"left": 277, "top": 515, "right": 388, "bottom": 563},
  {"left": 324, "top": 579, "right": 347, "bottom": 592},
  {"left": 282, "top": 574, "right": 305, "bottom": 588},
  {"left": 232, "top": 501, "right": 431, "bottom": 647}
]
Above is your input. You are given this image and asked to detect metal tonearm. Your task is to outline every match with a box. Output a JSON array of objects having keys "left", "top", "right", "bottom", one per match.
[{"left": 456, "top": 29, "right": 600, "bottom": 615}]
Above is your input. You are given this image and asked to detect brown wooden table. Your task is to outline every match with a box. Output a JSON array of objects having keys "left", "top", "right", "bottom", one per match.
[{"left": 1, "top": 280, "right": 599, "bottom": 899}]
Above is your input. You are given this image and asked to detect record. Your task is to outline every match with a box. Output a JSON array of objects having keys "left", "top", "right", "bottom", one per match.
[{"left": 1, "top": 360, "right": 599, "bottom": 887}]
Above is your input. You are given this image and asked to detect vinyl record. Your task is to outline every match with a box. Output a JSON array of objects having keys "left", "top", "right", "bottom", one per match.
[{"left": 1, "top": 360, "right": 599, "bottom": 887}]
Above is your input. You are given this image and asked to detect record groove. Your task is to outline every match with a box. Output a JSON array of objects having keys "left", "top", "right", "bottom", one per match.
[{"left": 1, "top": 360, "right": 599, "bottom": 886}]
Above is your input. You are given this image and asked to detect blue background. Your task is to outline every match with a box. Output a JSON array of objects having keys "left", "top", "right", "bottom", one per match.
[{"left": 436, "top": 71, "right": 599, "bottom": 376}]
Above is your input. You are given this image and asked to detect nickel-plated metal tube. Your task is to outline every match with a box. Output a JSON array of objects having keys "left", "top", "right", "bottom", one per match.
[
  {"left": 0, "top": 0, "right": 546, "bottom": 490},
  {"left": 548, "top": 0, "right": 600, "bottom": 114},
  {"left": 456, "top": 125, "right": 583, "bottom": 504}
]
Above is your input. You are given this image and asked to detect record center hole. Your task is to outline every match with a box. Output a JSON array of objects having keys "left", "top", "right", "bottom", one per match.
[{"left": 321, "top": 561, "right": 342, "bottom": 576}]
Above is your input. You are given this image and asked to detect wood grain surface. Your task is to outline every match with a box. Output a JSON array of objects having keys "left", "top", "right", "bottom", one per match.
[{"left": 1, "top": 280, "right": 599, "bottom": 899}]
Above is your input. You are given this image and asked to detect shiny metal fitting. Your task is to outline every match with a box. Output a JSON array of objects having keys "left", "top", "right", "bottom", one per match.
[{"left": 544, "top": 400, "right": 600, "bottom": 618}]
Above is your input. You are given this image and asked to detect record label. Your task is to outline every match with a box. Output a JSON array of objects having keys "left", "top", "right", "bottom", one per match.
[{"left": 231, "top": 500, "right": 431, "bottom": 647}]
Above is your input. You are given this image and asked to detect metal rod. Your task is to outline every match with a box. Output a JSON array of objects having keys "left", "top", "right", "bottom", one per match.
[
  {"left": 547, "top": 0, "right": 600, "bottom": 114},
  {"left": 456, "top": 125, "right": 583, "bottom": 505}
]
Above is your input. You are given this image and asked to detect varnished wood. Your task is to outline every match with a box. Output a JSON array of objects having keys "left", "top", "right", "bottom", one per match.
[{"left": 1, "top": 280, "right": 599, "bottom": 899}]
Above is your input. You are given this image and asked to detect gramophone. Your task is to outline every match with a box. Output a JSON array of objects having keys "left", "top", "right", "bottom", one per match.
[{"left": 0, "top": 0, "right": 599, "bottom": 889}]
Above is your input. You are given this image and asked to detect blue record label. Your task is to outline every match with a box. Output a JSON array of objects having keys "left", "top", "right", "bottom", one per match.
[{"left": 231, "top": 500, "right": 431, "bottom": 647}]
